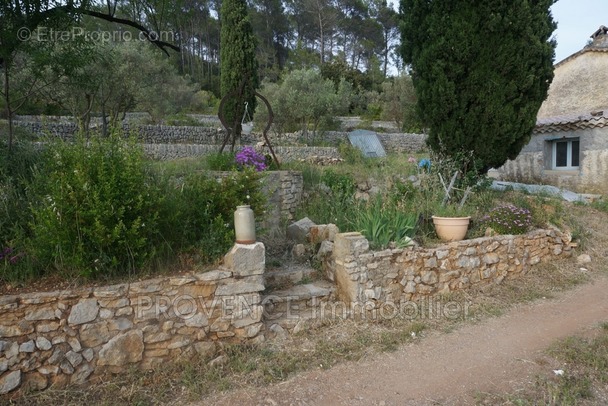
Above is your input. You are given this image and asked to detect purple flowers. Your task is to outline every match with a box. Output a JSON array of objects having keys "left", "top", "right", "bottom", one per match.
[
  {"left": 483, "top": 204, "right": 532, "bottom": 235},
  {"left": 235, "top": 146, "right": 267, "bottom": 172},
  {"left": 0, "top": 247, "right": 22, "bottom": 265}
]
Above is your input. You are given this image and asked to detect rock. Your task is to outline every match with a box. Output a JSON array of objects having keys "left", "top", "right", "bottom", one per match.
[
  {"left": 577, "top": 254, "right": 592, "bottom": 264},
  {"left": 0, "top": 323, "right": 34, "bottom": 337},
  {"left": 68, "top": 337, "right": 82, "bottom": 352},
  {"left": 223, "top": 242, "right": 265, "bottom": 276},
  {"left": 37, "top": 366, "right": 59, "bottom": 375},
  {"left": 107, "top": 317, "right": 133, "bottom": 331},
  {"left": 80, "top": 321, "right": 111, "bottom": 347},
  {"left": 0, "top": 360, "right": 7, "bottom": 374},
  {"left": 215, "top": 280, "right": 265, "bottom": 296},
  {"left": 48, "top": 348, "right": 65, "bottom": 365},
  {"left": 82, "top": 348, "right": 94, "bottom": 362},
  {"left": 19, "top": 340, "right": 35, "bottom": 353},
  {"left": 292, "top": 244, "right": 307, "bottom": 259},
  {"left": 66, "top": 350, "right": 83, "bottom": 367},
  {"left": 286, "top": 217, "right": 316, "bottom": 243},
  {"left": 309, "top": 225, "right": 340, "bottom": 244},
  {"left": 421, "top": 271, "right": 438, "bottom": 285},
  {"left": 25, "top": 307, "right": 57, "bottom": 321},
  {"left": 68, "top": 299, "right": 99, "bottom": 325},
  {"left": 0, "top": 370, "right": 21, "bottom": 394},
  {"left": 35, "top": 337, "right": 52, "bottom": 351},
  {"left": 71, "top": 363, "right": 94, "bottom": 384},
  {"left": 316, "top": 240, "right": 334, "bottom": 260},
  {"left": 269, "top": 323, "right": 288, "bottom": 339},
  {"left": 60, "top": 360, "right": 75, "bottom": 374},
  {"left": 185, "top": 313, "right": 209, "bottom": 328},
  {"left": 97, "top": 330, "right": 144, "bottom": 367}
]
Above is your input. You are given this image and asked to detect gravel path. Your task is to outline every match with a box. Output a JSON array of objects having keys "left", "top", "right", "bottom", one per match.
[{"left": 199, "top": 275, "right": 608, "bottom": 405}]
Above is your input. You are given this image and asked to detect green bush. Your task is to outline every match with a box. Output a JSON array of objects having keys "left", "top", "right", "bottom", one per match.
[
  {"left": 1, "top": 135, "right": 269, "bottom": 282},
  {"left": 320, "top": 169, "right": 356, "bottom": 197},
  {"left": 27, "top": 134, "right": 160, "bottom": 278},
  {"left": 0, "top": 142, "right": 45, "bottom": 281},
  {"left": 156, "top": 168, "right": 266, "bottom": 262},
  {"left": 338, "top": 142, "right": 366, "bottom": 166},
  {"left": 204, "top": 152, "right": 237, "bottom": 171}
]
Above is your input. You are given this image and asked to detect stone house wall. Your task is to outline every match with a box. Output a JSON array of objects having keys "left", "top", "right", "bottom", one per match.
[
  {"left": 325, "top": 229, "right": 573, "bottom": 306},
  {"left": 496, "top": 126, "right": 608, "bottom": 193},
  {"left": 0, "top": 243, "right": 266, "bottom": 394}
]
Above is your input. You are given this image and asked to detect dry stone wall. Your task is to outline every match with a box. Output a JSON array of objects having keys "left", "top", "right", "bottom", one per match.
[
  {"left": 0, "top": 243, "right": 266, "bottom": 394},
  {"left": 14, "top": 119, "right": 428, "bottom": 156},
  {"left": 326, "top": 229, "right": 573, "bottom": 305},
  {"left": 143, "top": 144, "right": 341, "bottom": 162}
]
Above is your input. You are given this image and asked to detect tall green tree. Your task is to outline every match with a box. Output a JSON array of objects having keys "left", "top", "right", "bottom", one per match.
[
  {"left": 220, "top": 0, "right": 259, "bottom": 142},
  {"left": 400, "top": 0, "right": 556, "bottom": 172}
]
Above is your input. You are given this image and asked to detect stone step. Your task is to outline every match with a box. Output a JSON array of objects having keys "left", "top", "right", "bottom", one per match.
[
  {"left": 264, "top": 280, "right": 335, "bottom": 303},
  {"left": 263, "top": 281, "right": 337, "bottom": 336},
  {"left": 265, "top": 266, "right": 317, "bottom": 286}
]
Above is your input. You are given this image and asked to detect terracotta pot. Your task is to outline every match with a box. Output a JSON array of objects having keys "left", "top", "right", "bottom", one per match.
[
  {"left": 234, "top": 205, "right": 255, "bottom": 244},
  {"left": 431, "top": 216, "right": 471, "bottom": 242}
]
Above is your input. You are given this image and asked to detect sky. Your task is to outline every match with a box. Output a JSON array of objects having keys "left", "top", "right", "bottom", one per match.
[{"left": 551, "top": 0, "right": 608, "bottom": 63}]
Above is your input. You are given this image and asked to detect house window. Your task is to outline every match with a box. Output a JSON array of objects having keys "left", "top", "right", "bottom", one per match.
[{"left": 552, "top": 138, "right": 579, "bottom": 169}]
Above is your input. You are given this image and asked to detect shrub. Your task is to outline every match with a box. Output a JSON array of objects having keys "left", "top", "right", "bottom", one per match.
[
  {"left": 1, "top": 142, "right": 45, "bottom": 281},
  {"left": 482, "top": 204, "right": 533, "bottom": 235},
  {"left": 338, "top": 142, "right": 366, "bottom": 165},
  {"left": 27, "top": 134, "right": 160, "bottom": 278},
  {"left": 156, "top": 168, "right": 266, "bottom": 262},
  {"left": 205, "top": 152, "right": 237, "bottom": 171},
  {"left": 320, "top": 170, "right": 356, "bottom": 197}
]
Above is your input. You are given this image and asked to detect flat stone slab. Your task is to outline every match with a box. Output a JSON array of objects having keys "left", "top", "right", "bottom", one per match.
[{"left": 265, "top": 281, "right": 334, "bottom": 302}]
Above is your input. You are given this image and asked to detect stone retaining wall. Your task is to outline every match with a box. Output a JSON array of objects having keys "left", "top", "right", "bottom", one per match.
[
  {"left": 0, "top": 243, "right": 266, "bottom": 394},
  {"left": 325, "top": 229, "right": 573, "bottom": 305},
  {"left": 144, "top": 143, "right": 341, "bottom": 162},
  {"left": 14, "top": 120, "right": 427, "bottom": 154}
]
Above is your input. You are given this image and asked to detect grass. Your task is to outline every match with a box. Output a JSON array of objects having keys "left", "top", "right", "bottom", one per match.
[{"left": 477, "top": 323, "right": 608, "bottom": 405}]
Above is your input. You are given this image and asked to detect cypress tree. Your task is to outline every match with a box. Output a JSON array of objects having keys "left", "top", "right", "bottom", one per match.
[
  {"left": 220, "top": 0, "right": 259, "bottom": 137},
  {"left": 399, "top": 0, "right": 557, "bottom": 172}
]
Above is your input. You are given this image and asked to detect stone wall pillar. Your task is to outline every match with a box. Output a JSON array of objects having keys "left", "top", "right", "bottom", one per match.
[{"left": 332, "top": 232, "right": 369, "bottom": 304}]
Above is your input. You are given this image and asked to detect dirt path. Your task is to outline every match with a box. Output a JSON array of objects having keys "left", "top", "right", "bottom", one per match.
[{"left": 200, "top": 275, "right": 608, "bottom": 405}]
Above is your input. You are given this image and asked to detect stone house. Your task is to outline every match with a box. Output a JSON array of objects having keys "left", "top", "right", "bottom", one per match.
[{"left": 497, "top": 26, "right": 608, "bottom": 193}]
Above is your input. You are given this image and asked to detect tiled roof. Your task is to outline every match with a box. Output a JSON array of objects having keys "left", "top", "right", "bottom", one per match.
[{"left": 534, "top": 110, "right": 608, "bottom": 134}]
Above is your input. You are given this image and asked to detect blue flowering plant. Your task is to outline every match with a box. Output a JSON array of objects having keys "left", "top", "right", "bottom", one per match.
[
  {"left": 482, "top": 204, "right": 533, "bottom": 235},
  {"left": 235, "top": 146, "right": 267, "bottom": 172}
]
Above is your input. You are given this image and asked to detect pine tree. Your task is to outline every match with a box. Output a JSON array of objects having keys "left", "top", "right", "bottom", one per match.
[
  {"left": 220, "top": 0, "right": 259, "bottom": 138},
  {"left": 399, "top": 0, "right": 557, "bottom": 172}
]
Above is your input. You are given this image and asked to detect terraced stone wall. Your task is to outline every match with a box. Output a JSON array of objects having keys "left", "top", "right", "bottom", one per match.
[
  {"left": 0, "top": 243, "right": 266, "bottom": 395},
  {"left": 326, "top": 229, "right": 573, "bottom": 305}
]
